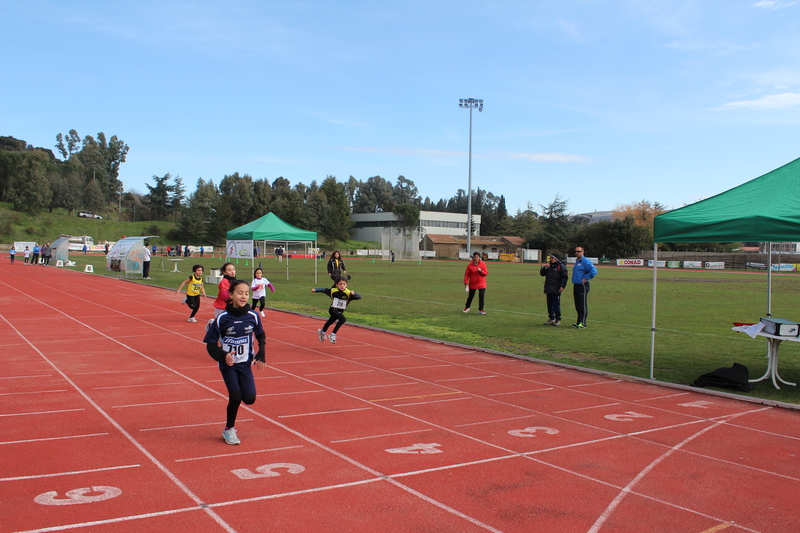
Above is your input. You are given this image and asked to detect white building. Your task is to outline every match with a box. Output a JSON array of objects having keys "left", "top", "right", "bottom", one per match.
[{"left": 350, "top": 210, "right": 482, "bottom": 242}]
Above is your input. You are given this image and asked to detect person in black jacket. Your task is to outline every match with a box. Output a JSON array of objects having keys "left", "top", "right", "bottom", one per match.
[
  {"left": 326, "top": 250, "right": 348, "bottom": 284},
  {"left": 540, "top": 253, "right": 568, "bottom": 326}
]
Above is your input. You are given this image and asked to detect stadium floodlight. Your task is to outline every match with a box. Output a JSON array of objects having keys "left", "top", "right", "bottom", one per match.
[{"left": 459, "top": 98, "right": 483, "bottom": 257}]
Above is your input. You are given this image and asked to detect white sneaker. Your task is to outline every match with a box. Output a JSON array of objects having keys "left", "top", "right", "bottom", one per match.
[
  {"left": 188, "top": 317, "right": 197, "bottom": 322},
  {"left": 260, "top": 311, "right": 265, "bottom": 318},
  {"left": 318, "top": 329, "right": 326, "bottom": 342},
  {"left": 329, "top": 333, "right": 337, "bottom": 344},
  {"left": 463, "top": 307, "right": 470, "bottom": 313},
  {"left": 222, "top": 427, "right": 240, "bottom": 445}
]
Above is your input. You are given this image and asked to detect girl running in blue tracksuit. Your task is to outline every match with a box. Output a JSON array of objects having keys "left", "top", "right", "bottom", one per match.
[{"left": 203, "top": 280, "right": 266, "bottom": 445}]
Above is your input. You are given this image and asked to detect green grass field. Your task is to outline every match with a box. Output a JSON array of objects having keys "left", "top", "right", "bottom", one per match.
[{"left": 65, "top": 253, "right": 800, "bottom": 405}]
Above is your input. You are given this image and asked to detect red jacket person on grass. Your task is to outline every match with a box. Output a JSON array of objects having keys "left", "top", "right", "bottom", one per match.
[{"left": 463, "top": 251, "right": 488, "bottom": 315}]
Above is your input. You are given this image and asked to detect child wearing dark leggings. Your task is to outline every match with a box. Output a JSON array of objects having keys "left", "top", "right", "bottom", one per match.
[{"left": 311, "top": 277, "right": 362, "bottom": 344}]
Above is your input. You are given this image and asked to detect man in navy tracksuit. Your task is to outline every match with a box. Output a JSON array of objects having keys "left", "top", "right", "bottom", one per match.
[
  {"left": 571, "top": 246, "right": 597, "bottom": 329},
  {"left": 540, "top": 253, "right": 568, "bottom": 326}
]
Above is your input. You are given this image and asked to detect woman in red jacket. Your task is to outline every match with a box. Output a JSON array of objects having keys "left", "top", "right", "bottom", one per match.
[{"left": 463, "top": 251, "right": 488, "bottom": 315}]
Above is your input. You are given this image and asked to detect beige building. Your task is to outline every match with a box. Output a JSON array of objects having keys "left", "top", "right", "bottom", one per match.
[{"left": 421, "top": 234, "right": 526, "bottom": 260}]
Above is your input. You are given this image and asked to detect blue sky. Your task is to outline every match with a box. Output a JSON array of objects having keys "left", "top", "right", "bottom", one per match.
[{"left": 3, "top": 0, "right": 799, "bottom": 215}]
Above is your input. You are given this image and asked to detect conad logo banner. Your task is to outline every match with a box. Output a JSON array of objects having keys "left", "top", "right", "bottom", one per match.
[{"left": 616, "top": 259, "right": 644, "bottom": 266}]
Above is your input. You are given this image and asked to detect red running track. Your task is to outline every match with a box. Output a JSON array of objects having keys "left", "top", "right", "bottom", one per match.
[{"left": 1, "top": 262, "right": 799, "bottom": 532}]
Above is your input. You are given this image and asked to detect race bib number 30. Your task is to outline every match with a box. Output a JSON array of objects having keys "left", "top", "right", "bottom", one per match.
[
  {"left": 222, "top": 337, "right": 251, "bottom": 364},
  {"left": 331, "top": 297, "right": 347, "bottom": 310}
]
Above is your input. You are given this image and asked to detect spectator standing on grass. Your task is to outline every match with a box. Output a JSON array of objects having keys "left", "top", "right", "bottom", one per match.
[
  {"left": 142, "top": 243, "right": 152, "bottom": 279},
  {"left": 32, "top": 243, "right": 40, "bottom": 265},
  {"left": 204, "top": 280, "right": 266, "bottom": 445},
  {"left": 82, "top": 244, "right": 87, "bottom": 255},
  {"left": 104, "top": 242, "right": 109, "bottom": 255},
  {"left": 571, "top": 246, "right": 597, "bottom": 329},
  {"left": 23, "top": 246, "right": 31, "bottom": 264},
  {"left": 200, "top": 245, "right": 204, "bottom": 257},
  {"left": 176, "top": 264, "right": 207, "bottom": 322},
  {"left": 311, "top": 277, "right": 362, "bottom": 344},
  {"left": 463, "top": 251, "right": 488, "bottom": 315},
  {"left": 327, "top": 251, "right": 348, "bottom": 284},
  {"left": 540, "top": 253, "right": 568, "bottom": 326},
  {"left": 41, "top": 242, "right": 52, "bottom": 266}
]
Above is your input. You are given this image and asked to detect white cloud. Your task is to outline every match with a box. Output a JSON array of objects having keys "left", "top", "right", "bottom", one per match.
[
  {"left": 499, "top": 151, "right": 592, "bottom": 163},
  {"left": 715, "top": 92, "right": 800, "bottom": 110},
  {"left": 752, "top": 0, "right": 796, "bottom": 9},
  {"left": 340, "top": 146, "right": 591, "bottom": 163}
]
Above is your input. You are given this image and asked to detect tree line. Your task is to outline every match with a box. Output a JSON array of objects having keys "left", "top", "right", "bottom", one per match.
[{"left": 0, "top": 133, "right": 735, "bottom": 256}]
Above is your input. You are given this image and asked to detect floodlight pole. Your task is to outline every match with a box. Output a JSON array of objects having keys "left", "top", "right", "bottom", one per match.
[{"left": 459, "top": 98, "right": 483, "bottom": 257}]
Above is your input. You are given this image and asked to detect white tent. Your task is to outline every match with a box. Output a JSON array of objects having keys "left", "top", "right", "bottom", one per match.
[{"left": 106, "top": 236, "right": 158, "bottom": 276}]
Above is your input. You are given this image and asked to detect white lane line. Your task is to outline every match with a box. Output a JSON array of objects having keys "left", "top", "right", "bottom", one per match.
[
  {"left": 140, "top": 419, "right": 253, "bottom": 431},
  {"left": 259, "top": 389, "right": 326, "bottom": 396},
  {"left": 394, "top": 397, "right": 471, "bottom": 407},
  {"left": 343, "top": 381, "right": 420, "bottom": 390},
  {"left": 1, "top": 432, "right": 108, "bottom": 445},
  {"left": 0, "top": 374, "right": 54, "bottom": 379},
  {"left": 434, "top": 375, "right": 498, "bottom": 383},
  {"left": 112, "top": 398, "right": 217, "bottom": 408},
  {"left": 331, "top": 429, "right": 431, "bottom": 443},
  {"left": 303, "top": 370, "right": 376, "bottom": 377},
  {"left": 176, "top": 445, "right": 304, "bottom": 463},
  {"left": 0, "top": 464, "right": 140, "bottom": 482},
  {"left": 391, "top": 364, "right": 452, "bottom": 370},
  {"left": 0, "top": 408, "right": 84, "bottom": 418},
  {"left": 586, "top": 409, "right": 770, "bottom": 533},
  {"left": 0, "top": 389, "right": 68, "bottom": 396},
  {"left": 633, "top": 392, "right": 692, "bottom": 402},
  {"left": 92, "top": 382, "right": 186, "bottom": 390},
  {"left": 74, "top": 369, "right": 161, "bottom": 375},
  {"left": 568, "top": 380, "right": 621, "bottom": 387},
  {"left": 455, "top": 415, "right": 538, "bottom": 427},
  {"left": 278, "top": 407, "right": 373, "bottom": 418},
  {"left": 488, "top": 387, "right": 554, "bottom": 396},
  {"left": 552, "top": 402, "right": 621, "bottom": 414}
]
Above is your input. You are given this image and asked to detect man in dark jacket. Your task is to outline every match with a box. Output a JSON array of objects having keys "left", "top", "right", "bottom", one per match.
[{"left": 539, "top": 253, "right": 568, "bottom": 326}]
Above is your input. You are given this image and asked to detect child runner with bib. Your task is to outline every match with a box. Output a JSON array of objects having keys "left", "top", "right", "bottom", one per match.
[
  {"left": 203, "top": 280, "right": 266, "bottom": 445},
  {"left": 176, "top": 264, "right": 207, "bottom": 322},
  {"left": 250, "top": 268, "right": 275, "bottom": 318},
  {"left": 311, "top": 277, "right": 362, "bottom": 344}
]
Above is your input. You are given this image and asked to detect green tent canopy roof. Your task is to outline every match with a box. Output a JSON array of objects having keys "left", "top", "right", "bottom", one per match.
[
  {"left": 226, "top": 212, "right": 317, "bottom": 242},
  {"left": 654, "top": 156, "right": 800, "bottom": 243}
]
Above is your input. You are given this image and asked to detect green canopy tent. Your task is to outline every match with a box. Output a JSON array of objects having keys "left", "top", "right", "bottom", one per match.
[
  {"left": 649, "top": 156, "right": 800, "bottom": 377},
  {"left": 226, "top": 212, "right": 318, "bottom": 281}
]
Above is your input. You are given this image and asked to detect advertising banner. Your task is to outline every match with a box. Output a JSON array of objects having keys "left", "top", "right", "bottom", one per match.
[
  {"left": 617, "top": 259, "right": 644, "bottom": 266},
  {"left": 667, "top": 260, "right": 681, "bottom": 268},
  {"left": 704, "top": 262, "right": 725, "bottom": 269},
  {"left": 683, "top": 261, "right": 702, "bottom": 269},
  {"left": 647, "top": 260, "right": 667, "bottom": 267},
  {"left": 771, "top": 263, "right": 798, "bottom": 272},
  {"left": 226, "top": 240, "right": 253, "bottom": 260}
]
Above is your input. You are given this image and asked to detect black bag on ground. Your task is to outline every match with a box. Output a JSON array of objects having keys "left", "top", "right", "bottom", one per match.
[{"left": 692, "top": 363, "right": 754, "bottom": 392}]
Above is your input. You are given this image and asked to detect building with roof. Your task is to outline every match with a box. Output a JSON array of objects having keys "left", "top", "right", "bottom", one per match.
[
  {"left": 350, "top": 210, "right": 482, "bottom": 242},
  {"left": 421, "top": 234, "right": 527, "bottom": 260}
]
